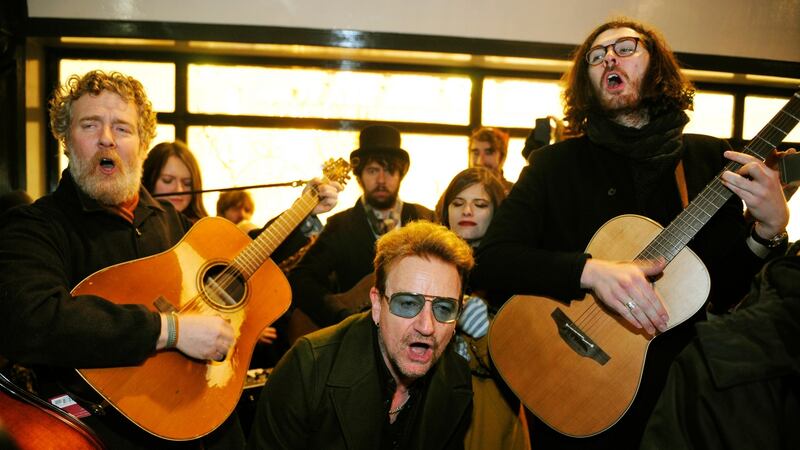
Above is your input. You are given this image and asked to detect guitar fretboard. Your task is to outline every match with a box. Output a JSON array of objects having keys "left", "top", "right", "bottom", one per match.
[
  {"left": 639, "top": 90, "right": 800, "bottom": 263},
  {"left": 231, "top": 187, "right": 320, "bottom": 279}
]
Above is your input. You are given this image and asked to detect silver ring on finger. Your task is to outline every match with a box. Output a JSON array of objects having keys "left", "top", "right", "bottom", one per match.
[{"left": 625, "top": 300, "right": 637, "bottom": 312}]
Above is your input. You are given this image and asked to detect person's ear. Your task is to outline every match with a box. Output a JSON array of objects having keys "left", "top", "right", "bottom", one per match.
[{"left": 370, "top": 286, "right": 382, "bottom": 325}]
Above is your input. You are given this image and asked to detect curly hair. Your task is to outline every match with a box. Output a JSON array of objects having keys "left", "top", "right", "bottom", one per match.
[
  {"left": 435, "top": 167, "right": 507, "bottom": 230},
  {"left": 49, "top": 70, "right": 157, "bottom": 153},
  {"left": 562, "top": 18, "right": 694, "bottom": 135},
  {"left": 374, "top": 221, "right": 474, "bottom": 297}
]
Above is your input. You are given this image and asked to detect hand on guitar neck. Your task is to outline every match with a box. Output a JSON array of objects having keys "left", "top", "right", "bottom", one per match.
[
  {"left": 156, "top": 314, "right": 234, "bottom": 361},
  {"left": 721, "top": 149, "right": 791, "bottom": 240},
  {"left": 305, "top": 177, "right": 343, "bottom": 216},
  {"left": 580, "top": 258, "right": 669, "bottom": 335}
]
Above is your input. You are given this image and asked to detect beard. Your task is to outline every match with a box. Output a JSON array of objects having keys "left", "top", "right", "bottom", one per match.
[
  {"left": 68, "top": 147, "right": 143, "bottom": 205},
  {"left": 365, "top": 186, "right": 399, "bottom": 210},
  {"left": 595, "top": 66, "right": 649, "bottom": 125}
]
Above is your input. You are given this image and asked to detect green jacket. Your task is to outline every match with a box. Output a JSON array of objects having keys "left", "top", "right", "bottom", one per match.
[{"left": 247, "top": 312, "right": 473, "bottom": 449}]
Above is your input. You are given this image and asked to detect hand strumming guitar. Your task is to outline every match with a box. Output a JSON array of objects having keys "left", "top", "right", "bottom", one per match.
[
  {"left": 580, "top": 258, "right": 669, "bottom": 335},
  {"left": 156, "top": 314, "right": 234, "bottom": 361}
]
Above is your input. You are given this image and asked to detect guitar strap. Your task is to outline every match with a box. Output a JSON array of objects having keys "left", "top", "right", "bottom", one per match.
[{"left": 674, "top": 160, "right": 689, "bottom": 209}]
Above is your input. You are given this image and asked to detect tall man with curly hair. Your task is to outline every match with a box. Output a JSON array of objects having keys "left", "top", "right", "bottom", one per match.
[
  {"left": 0, "top": 70, "right": 243, "bottom": 448},
  {"left": 473, "top": 19, "right": 790, "bottom": 448}
]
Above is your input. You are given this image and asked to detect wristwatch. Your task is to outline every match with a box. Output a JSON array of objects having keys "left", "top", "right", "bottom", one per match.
[{"left": 750, "top": 225, "right": 788, "bottom": 249}]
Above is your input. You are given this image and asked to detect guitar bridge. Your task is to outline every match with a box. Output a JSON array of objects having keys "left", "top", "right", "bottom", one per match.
[
  {"left": 551, "top": 308, "right": 610, "bottom": 365},
  {"left": 153, "top": 296, "right": 177, "bottom": 313}
]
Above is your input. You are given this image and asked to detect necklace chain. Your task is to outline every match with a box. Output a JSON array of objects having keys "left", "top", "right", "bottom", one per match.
[{"left": 388, "top": 392, "right": 411, "bottom": 415}]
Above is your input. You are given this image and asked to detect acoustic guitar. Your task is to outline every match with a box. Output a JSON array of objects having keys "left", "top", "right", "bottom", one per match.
[
  {"left": 0, "top": 371, "right": 105, "bottom": 450},
  {"left": 72, "top": 159, "right": 349, "bottom": 441},
  {"left": 489, "top": 91, "right": 800, "bottom": 437},
  {"left": 286, "top": 272, "right": 374, "bottom": 345}
]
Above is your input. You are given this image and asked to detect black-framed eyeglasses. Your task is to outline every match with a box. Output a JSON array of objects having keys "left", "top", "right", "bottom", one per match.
[
  {"left": 585, "top": 37, "right": 643, "bottom": 66},
  {"left": 383, "top": 292, "right": 460, "bottom": 323}
]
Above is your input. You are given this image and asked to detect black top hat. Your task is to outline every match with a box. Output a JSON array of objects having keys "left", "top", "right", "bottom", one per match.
[{"left": 349, "top": 125, "right": 410, "bottom": 165}]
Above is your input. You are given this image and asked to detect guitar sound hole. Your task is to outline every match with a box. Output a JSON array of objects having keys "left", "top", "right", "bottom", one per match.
[{"left": 202, "top": 264, "right": 246, "bottom": 309}]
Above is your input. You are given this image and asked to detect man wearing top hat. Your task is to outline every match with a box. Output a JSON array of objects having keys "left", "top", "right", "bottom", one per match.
[{"left": 288, "top": 125, "right": 435, "bottom": 330}]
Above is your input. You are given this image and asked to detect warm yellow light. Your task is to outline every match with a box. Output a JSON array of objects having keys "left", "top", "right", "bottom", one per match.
[
  {"left": 788, "top": 192, "right": 800, "bottom": 242},
  {"left": 684, "top": 92, "right": 734, "bottom": 138},
  {"left": 744, "top": 74, "right": 800, "bottom": 87},
  {"left": 59, "top": 59, "right": 176, "bottom": 112},
  {"left": 186, "top": 127, "right": 469, "bottom": 227},
  {"left": 482, "top": 78, "right": 565, "bottom": 128},
  {"left": 60, "top": 37, "right": 176, "bottom": 47},
  {"left": 505, "top": 137, "right": 529, "bottom": 183},
  {"left": 188, "top": 64, "right": 471, "bottom": 125},
  {"left": 481, "top": 56, "right": 572, "bottom": 72},
  {"left": 743, "top": 96, "right": 800, "bottom": 142},
  {"left": 681, "top": 69, "right": 736, "bottom": 82},
  {"left": 187, "top": 41, "right": 472, "bottom": 64}
]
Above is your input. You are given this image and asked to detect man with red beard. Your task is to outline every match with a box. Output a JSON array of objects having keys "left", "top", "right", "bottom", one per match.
[
  {"left": 0, "top": 71, "right": 339, "bottom": 448},
  {"left": 288, "top": 125, "right": 435, "bottom": 330},
  {"left": 248, "top": 221, "right": 473, "bottom": 449},
  {"left": 473, "top": 19, "right": 790, "bottom": 449}
]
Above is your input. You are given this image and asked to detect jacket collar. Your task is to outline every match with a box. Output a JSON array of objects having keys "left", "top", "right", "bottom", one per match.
[{"left": 326, "top": 313, "right": 472, "bottom": 449}]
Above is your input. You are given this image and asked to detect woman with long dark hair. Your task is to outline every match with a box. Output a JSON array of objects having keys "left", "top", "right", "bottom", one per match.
[{"left": 142, "top": 140, "right": 209, "bottom": 222}]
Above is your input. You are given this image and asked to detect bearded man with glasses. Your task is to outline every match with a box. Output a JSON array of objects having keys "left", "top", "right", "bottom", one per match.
[
  {"left": 248, "top": 221, "right": 473, "bottom": 450},
  {"left": 473, "top": 18, "right": 792, "bottom": 449}
]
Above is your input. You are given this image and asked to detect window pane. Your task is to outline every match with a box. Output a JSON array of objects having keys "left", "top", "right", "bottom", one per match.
[
  {"left": 788, "top": 192, "right": 800, "bottom": 242},
  {"left": 59, "top": 124, "right": 175, "bottom": 174},
  {"left": 186, "top": 126, "right": 467, "bottom": 227},
  {"left": 482, "top": 78, "right": 564, "bottom": 128},
  {"left": 59, "top": 59, "right": 175, "bottom": 112},
  {"left": 744, "top": 96, "right": 800, "bottom": 143},
  {"left": 684, "top": 92, "right": 733, "bottom": 138},
  {"left": 505, "top": 137, "right": 528, "bottom": 183},
  {"left": 188, "top": 65, "right": 471, "bottom": 125}
]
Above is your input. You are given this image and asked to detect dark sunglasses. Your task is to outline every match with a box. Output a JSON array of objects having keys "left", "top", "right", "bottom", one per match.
[
  {"left": 585, "top": 36, "right": 643, "bottom": 66},
  {"left": 383, "top": 292, "right": 460, "bottom": 323}
]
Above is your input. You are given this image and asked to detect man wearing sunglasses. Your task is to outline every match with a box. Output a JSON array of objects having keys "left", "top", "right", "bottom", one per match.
[
  {"left": 248, "top": 221, "right": 474, "bottom": 449},
  {"left": 474, "top": 18, "right": 790, "bottom": 449}
]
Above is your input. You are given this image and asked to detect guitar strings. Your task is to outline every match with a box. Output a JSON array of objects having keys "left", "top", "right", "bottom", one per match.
[
  {"left": 201, "top": 161, "right": 350, "bottom": 307},
  {"left": 206, "top": 186, "right": 321, "bottom": 303},
  {"left": 572, "top": 98, "right": 799, "bottom": 335}
]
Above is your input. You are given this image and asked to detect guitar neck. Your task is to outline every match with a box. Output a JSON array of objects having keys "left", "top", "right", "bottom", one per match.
[
  {"left": 640, "top": 90, "right": 800, "bottom": 263},
  {"left": 232, "top": 187, "right": 320, "bottom": 278}
]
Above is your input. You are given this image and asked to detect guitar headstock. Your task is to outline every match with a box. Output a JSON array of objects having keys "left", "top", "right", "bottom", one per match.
[{"left": 321, "top": 158, "right": 351, "bottom": 187}]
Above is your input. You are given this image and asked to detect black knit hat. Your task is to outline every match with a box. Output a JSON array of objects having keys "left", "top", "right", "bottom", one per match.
[{"left": 349, "top": 125, "right": 410, "bottom": 166}]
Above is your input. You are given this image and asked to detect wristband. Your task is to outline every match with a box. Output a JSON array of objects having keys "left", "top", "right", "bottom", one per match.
[{"left": 165, "top": 313, "right": 179, "bottom": 349}]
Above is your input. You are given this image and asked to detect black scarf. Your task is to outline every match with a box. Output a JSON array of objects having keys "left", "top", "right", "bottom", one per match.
[{"left": 586, "top": 108, "right": 690, "bottom": 209}]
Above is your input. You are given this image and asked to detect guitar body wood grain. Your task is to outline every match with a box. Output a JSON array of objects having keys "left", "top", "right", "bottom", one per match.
[
  {"left": 74, "top": 217, "right": 290, "bottom": 441},
  {"left": 488, "top": 214, "right": 710, "bottom": 437}
]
